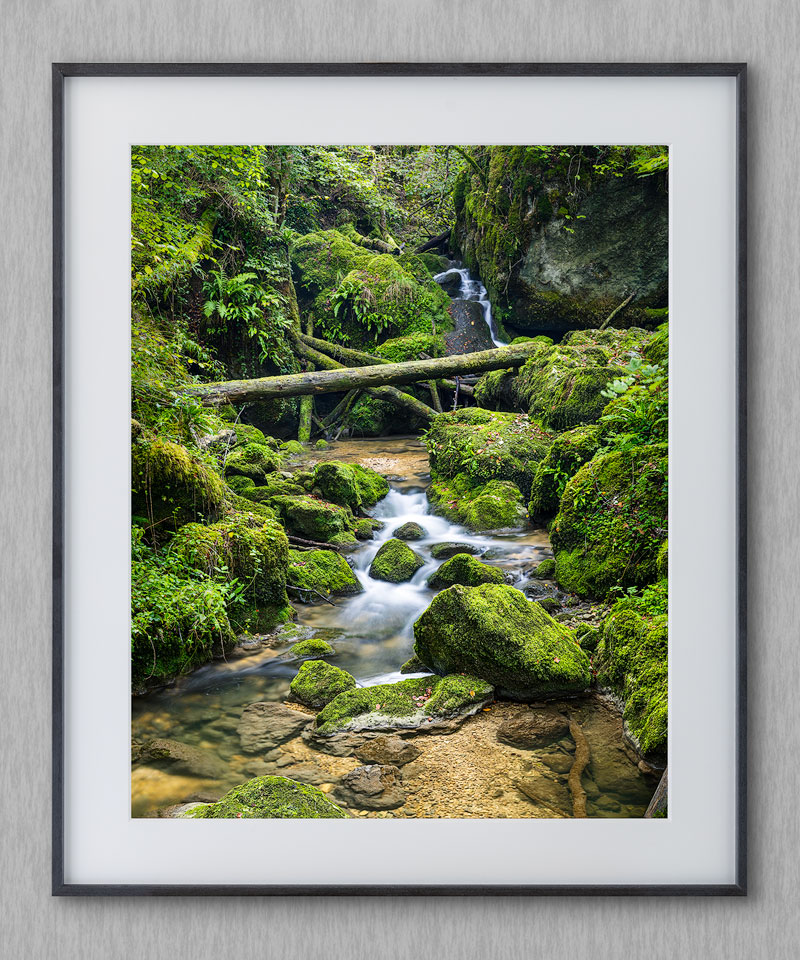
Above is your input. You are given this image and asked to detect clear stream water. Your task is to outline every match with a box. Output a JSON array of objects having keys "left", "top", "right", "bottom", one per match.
[{"left": 131, "top": 438, "right": 658, "bottom": 819}]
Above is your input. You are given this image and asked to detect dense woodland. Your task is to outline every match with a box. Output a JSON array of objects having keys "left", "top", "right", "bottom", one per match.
[{"left": 131, "top": 144, "right": 669, "bottom": 819}]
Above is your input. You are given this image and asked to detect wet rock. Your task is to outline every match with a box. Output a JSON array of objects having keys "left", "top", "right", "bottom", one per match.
[
  {"left": 305, "top": 730, "right": 366, "bottom": 757},
  {"left": 336, "top": 764, "right": 406, "bottom": 810},
  {"left": 290, "top": 660, "right": 356, "bottom": 709},
  {"left": 496, "top": 709, "right": 570, "bottom": 749},
  {"left": 355, "top": 736, "right": 421, "bottom": 767},
  {"left": 531, "top": 558, "right": 556, "bottom": 579},
  {"left": 427, "top": 553, "right": 505, "bottom": 589},
  {"left": 536, "top": 597, "right": 561, "bottom": 615},
  {"left": 237, "top": 702, "right": 312, "bottom": 754},
  {"left": 437, "top": 271, "right": 463, "bottom": 296},
  {"left": 445, "top": 299, "right": 495, "bottom": 354},
  {"left": 430, "top": 541, "right": 481, "bottom": 560},
  {"left": 539, "top": 751, "right": 574, "bottom": 775},
  {"left": 399, "top": 654, "right": 431, "bottom": 674},
  {"left": 392, "top": 521, "right": 427, "bottom": 541},
  {"left": 368, "top": 538, "right": 425, "bottom": 583},
  {"left": 287, "top": 638, "right": 336, "bottom": 660},
  {"left": 141, "top": 738, "right": 228, "bottom": 779},
  {"left": 278, "top": 763, "right": 331, "bottom": 786},
  {"left": 287, "top": 549, "right": 363, "bottom": 598}
]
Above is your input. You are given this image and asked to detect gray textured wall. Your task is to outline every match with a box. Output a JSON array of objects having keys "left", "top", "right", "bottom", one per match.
[{"left": 2, "top": 1, "right": 798, "bottom": 956}]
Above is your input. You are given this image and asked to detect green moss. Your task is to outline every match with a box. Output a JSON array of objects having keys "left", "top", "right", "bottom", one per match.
[
  {"left": 132, "top": 434, "right": 225, "bottom": 533},
  {"left": 226, "top": 474, "right": 257, "bottom": 496},
  {"left": 369, "top": 538, "right": 425, "bottom": 583},
  {"left": 328, "top": 531, "right": 359, "bottom": 546},
  {"left": 288, "top": 637, "right": 335, "bottom": 659},
  {"left": 314, "top": 439, "right": 329, "bottom": 449},
  {"left": 190, "top": 776, "right": 348, "bottom": 819},
  {"left": 280, "top": 440, "right": 305, "bottom": 456},
  {"left": 643, "top": 324, "right": 669, "bottom": 368},
  {"left": 225, "top": 442, "right": 283, "bottom": 481},
  {"left": 656, "top": 539, "right": 668, "bottom": 579},
  {"left": 355, "top": 518, "right": 379, "bottom": 540},
  {"left": 232, "top": 423, "right": 269, "bottom": 447},
  {"left": 311, "top": 460, "right": 388, "bottom": 510},
  {"left": 315, "top": 673, "right": 493, "bottom": 734},
  {"left": 473, "top": 368, "right": 516, "bottom": 410},
  {"left": 595, "top": 580, "right": 668, "bottom": 758},
  {"left": 287, "top": 548, "right": 362, "bottom": 598},
  {"left": 392, "top": 521, "right": 426, "bottom": 541},
  {"left": 399, "top": 654, "right": 429, "bottom": 674},
  {"left": 269, "top": 495, "right": 354, "bottom": 543},
  {"left": 551, "top": 444, "right": 668, "bottom": 598},
  {"left": 290, "top": 659, "right": 357, "bottom": 708},
  {"left": 413, "top": 583, "right": 591, "bottom": 699},
  {"left": 375, "top": 333, "right": 446, "bottom": 363},
  {"left": 170, "top": 512, "right": 289, "bottom": 608},
  {"left": 223, "top": 493, "right": 277, "bottom": 524},
  {"left": 346, "top": 394, "right": 396, "bottom": 436},
  {"left": 429, "top": 541, "right": 480, "bottom": 560},
  {"left": 528, "top": 423, "right": 601, "bottom": 522},
  {"left": 425, "top": 408, "right": 551, "bottom": 497},
  {"left": 427, "top": 474, "right": 528, "bottom": 531},
  {"left": 427, "top": 553, "right": 505, "bottom": 589},
  {"left": 247, "top": 479, "right": 306, "bottom": 500},
  {"left": 531, "top": 558, "right": 556, "bottom": 579}
]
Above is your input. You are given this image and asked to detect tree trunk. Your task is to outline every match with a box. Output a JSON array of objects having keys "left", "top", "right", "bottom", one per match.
[
  {"left": 183, "top": 341, "right": 536, "bottom": 406},
  {"left": 297, "top": 319, "right": 314, "bottom": 442},
  {"left": 416, "top": 228, "right": 450, "bottom": 253}
]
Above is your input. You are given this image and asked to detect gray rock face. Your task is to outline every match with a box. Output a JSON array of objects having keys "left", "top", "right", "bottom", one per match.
[
  {"left": 336, "top": 764, "right": 406, "bottom": 810},
  {"left": 141, "top": 738, "right": 228, "bottom": 780},
  {"left": 355, "top": 736, "right": 421, "bottom": 767},
  {"left": 496, "top": 709, "right": 570, "bottom": 749},
  {"left": 444, "top": 299, "right": 495, "bottom": 353},
  {"left": 237, "top": 702, "right": 311, "bottom": 754}
]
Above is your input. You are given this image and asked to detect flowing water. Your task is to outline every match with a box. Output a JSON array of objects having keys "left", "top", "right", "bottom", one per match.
[
  {"left": 131, "top": 437, "right": 659, "bottom": 819},
  {"left": 434, "top": 263, "right": 507, "bottom": 347}
]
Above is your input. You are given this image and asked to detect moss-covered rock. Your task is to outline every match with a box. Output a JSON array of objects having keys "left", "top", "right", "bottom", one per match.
[
  {"left": 375, "top": 332, "right": 446, "bottom": 363},
  {"left": 287, "top": 548, "right": 362, "bottom": 598},
  {"left": 232, "top": 423, "right": 271, "bottom": 447},
  {"left": 392, "top": 521, "right": 426, "bottom": 541},
  {"left": 429, "top": 541, "right": 480, "bottom": 560},
  {"left": 291, "top": 229, "right": 453, "bottom": 345},
  {"left": 226, "top": 474, "right": 257, "bottom": 496},
  {"left": 426, "top": 408, "right": 552, "bottom": 497},
  {"left": 188, "top": 776, "right": 348, "bottom": 819},
  {"left": 224, "top": 442, "right": 283, "bottom": 481},
  {"left": 269, "top": 495, "right": 354, "bottom": 543},
  {"left": 290, "top": 659, "right": 357, "bottom": 708},
  {"left": 132, "top": 434, "right": 225, "bottom": 532},
  {"left": 427, "top": 474, "right": 528, "bottom": 531},
  {"left": 312, "top": 460, "right": 388, "bottom": 510},
  {"left": 595, "top": 580, "right": 668, "bottom": 759},
  {"left": 512, "top": 331, "right": 651, "bottom": 431},
  {"left": 427, "top": 553, "right": 505, "bottom": 589},
  {"left": 551, "top": 443, "right": 668, "bottom": 598},
  {"left": 170, "top": 513, "right": 289, "bottom": 609},
  {"left": 531, "top": 557, "right": 556, "bottom": 579},
  {"left": 314, "top": 439, "right": 329, "bottom": 449},
  {"left": 413, "top": 583, "right": 591, "bottom": 699},
  {"left": 399, "top": 654, "right": 430, "bottom": 674},
  {"left": 528, "top": 423, "right": 601, "bottom": 522},
  {"left": 315, "top": 674, "right": 493, "bottom": 735},
  {"left": 280, "top": 440, "right": 305, "bottom": 456},
  {"left": 288, "top": 637, "right": 335, "bottom": 659},
  {"left": 247, "top": 478, "right": 307, "bottom": 501},
  {"left": 355, "top": 518, "right": 380, "bottom": 540},
  {"left": 368, "top": 538, "right": 425, "bottom": 583}
]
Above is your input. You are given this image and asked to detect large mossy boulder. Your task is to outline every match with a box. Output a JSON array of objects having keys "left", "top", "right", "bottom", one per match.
[
  {"left": 291, "top": 229, "right": 453, "bottom": 344},
  {"left": 551, "top": 443, "right": 668, "bottom": 598},
  {"left": 287, "top": 548, "right": 362, "bottom": 599},
  {"left": 594, "top": 580, "right": 668, "bottom": 759},
  {"left": 315, "top": 674, "right": 493, "bottom": 735},
  {"left": 269, "top": 495, "right": 354, "bottom": 543},
  {"left": 528, "top": 423, "right": 601, "bottom": 523},
  {"left": 312, "top": 460, "right": 389, "bottom": 510},
  {"left": 413, "top": 583, "right": 591, "bottom": 699},
  {"left": 512, "top": 329, "right": 651, "bottom": 431},
  {"left": 290, "top": 660, "right": 357, "bottom": 709},
  {"left": 425, "top": 408, "right": 551, "bottom": 497},
  {"left": 132, "top": 434, "right": 225, "bottom": 531},
  {"left": 427, "top": 553, "right": 505, "bottom": 590},
  {"left": 170, "top": 513, "right": 289, "bottom": 608},
  {"left": 427, "top": 475, "right": 528, "bottom": 531},
  {"left": 368, "top": 538, "right": 425, "bottom": 583},
  {"left": 186, "top": 776, "right": 348, "bottom": 819}
]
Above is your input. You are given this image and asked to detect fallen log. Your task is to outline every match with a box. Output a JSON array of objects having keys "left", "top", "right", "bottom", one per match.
[
  {"left": 416, "top": 228, "right": 451, "bottom": 253},
  {"left": 184, "top": 341, "right": 538, "bottom": 406},
  {"left": 299, "top": 334, "right": 473, "bottom": 397}
]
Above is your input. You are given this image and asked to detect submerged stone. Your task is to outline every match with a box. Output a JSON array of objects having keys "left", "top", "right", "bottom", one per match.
[
  {"left": 237, "top": 702, "right": 311, "bottom": 753},
  {"left": 413, "top": 583, "right": 591, "bottom": 699},
  {"left": 427, "top": 553, "right": 505, "bottom": 589},
  {"left": 368, "top": 538, "right": 425, "bottom": 583},
  {"left": 141, "top": 738, "right": 228, "bottom": 780},
  {"left": 496, "top": 709, "right": 570, "bottom": 749},
  {"left": 355, "top": 736, "right": 420, "bottom": 767},
  {"left": 336, "top": 764, "right": 406, "bottom": 810}
]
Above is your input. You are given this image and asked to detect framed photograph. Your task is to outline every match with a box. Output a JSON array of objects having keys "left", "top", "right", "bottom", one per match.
[{"left": 53, "top": 62, "right": 746, "bottom": 895}]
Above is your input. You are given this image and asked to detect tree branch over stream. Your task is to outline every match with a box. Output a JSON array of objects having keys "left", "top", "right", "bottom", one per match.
[{"left": 181, "top": 340, "right": 541, "bottom": 406}]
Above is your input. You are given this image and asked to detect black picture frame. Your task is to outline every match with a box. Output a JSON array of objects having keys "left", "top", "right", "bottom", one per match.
[{"left": 52, "top": 61, "right": 747, "bottom": 897}]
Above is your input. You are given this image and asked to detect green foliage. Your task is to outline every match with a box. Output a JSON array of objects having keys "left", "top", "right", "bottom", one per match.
[
  {"left": 599, "top": 353, "right": 668, "bottom": 452},
  {"left": 528, "top": 424, "right": 601, "bottom": 523}
]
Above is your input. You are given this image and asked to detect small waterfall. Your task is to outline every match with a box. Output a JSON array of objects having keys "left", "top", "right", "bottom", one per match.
[{"left": 434, "top": 265, "right": 507, "bottom": 347}]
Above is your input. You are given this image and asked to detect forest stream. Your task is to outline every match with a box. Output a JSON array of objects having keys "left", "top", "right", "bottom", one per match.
[{"left": 132, "top": 435, "right": 657, "bottom": 819}]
